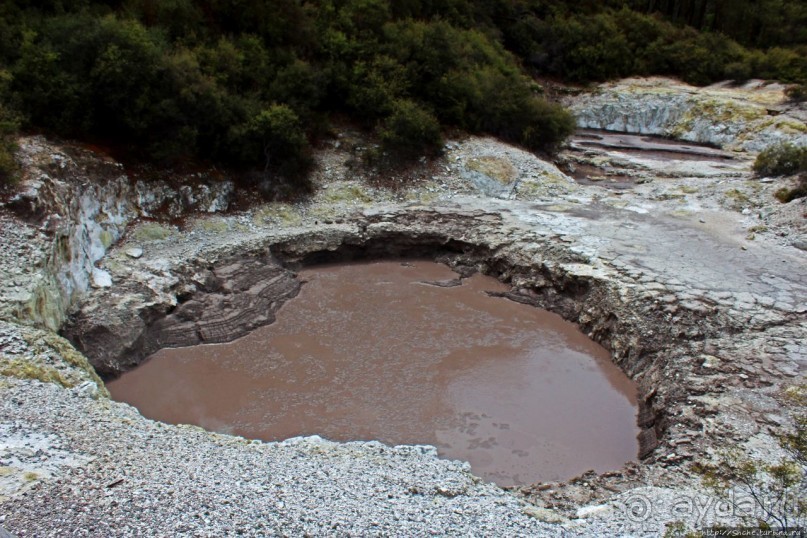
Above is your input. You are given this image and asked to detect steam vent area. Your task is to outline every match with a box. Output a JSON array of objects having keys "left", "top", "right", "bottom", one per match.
[{"left": 0, "top": 78, "right": 806, "bottom": 536}]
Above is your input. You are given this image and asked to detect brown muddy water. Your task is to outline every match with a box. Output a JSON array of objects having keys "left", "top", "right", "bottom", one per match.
[{"left": 108, "top": 260, "right": 639, "bottom": 486}]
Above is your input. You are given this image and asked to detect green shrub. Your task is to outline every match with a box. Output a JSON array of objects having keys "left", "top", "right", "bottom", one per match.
[
  {"left": 723, "top": 60, "right": 753, "bottom": 82},
  {"left": 0, "top": 70, "right": 19, "bottom": 185},
  {"left": 755, "top": 47, "right": 807, "bottom": 83},
  {"left": 550, "top": 13, "right": 633, "bottom": 82},
  {"left": 122, "top": 0, "right": 204, "bottom": 41},
  {"left": 497, "top": 6, "right": 806, "bottom": 87},
  {"left": 198, "top": 35, "right": 274, "bottom": 94},
  {"left": 774, "top": 175, "right": 807, "bottom": 203},
  {"left": 753, "top": 143, "right": 807, "bottom": 177},
  {"left": 346, "top": 55, "right": 408, "bottom": 119},
  {"left": 375, "top": 20, "right": 574, "bottom": 152},
  {"left": 518, "top": 98, "right": 577, "bottom": 152},
  {"left": 12, "top": 27, "right": 94, "bottom": 136},
  {"left": 267, "top": 58, "right": 324, "bottom": 118},
  {"left": 435, "top": 63, "right": 574, "bottom": 151},
  {"left": 243, "top": 104, "right": 313, "bottom": 180},
  {"left": 89, "top": 16, "right": 166, "bottom": 139},
  {"left": 2, "top": 0, "right": 805, "bottom": 189},
  {"left": 785, "top": 83, "right": 807, "bottom": 103},
  {"left": 0, "top": 135, "right": 18, "bottom": 186},
  {"left": 378, "top": 99, "right": 443, "bottom": 159},
  {"left": 756, "top": 143, "right": 807, "bottom": 203}
]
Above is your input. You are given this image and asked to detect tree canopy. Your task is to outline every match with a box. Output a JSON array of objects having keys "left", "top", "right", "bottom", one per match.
[{"left": 0, "top": 0, "right": 804, "bottom": 187}]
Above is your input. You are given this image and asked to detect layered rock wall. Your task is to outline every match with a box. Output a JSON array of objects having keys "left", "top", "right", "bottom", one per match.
[
  {"left": 1, "top": 137, "right": 235, "bottom": 331},
  {"left": 568, "top": 78, "right": 807, "bottom": 152},
  {"left": 62, "top": 203, "right": 766, "bottom": 466},
  {"left": 64, "top": 256, "right": 300, "bottom": 376}
]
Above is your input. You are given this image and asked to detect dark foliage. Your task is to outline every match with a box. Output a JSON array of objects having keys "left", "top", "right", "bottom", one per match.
[
  {"left": 0, "top": 70, "right": 19, "bottom": 185},
  {"left": 774, "top": 175, "right": 807, "bottom": 203},
  {"left": 786, "top": 83, "right": 807, "bottom": 103},
  {"left": 0, "top": 0, "right": 804, "bottom": 185},
  {"left": 378, "top": 99, "right": 443, "bottom": 159}
]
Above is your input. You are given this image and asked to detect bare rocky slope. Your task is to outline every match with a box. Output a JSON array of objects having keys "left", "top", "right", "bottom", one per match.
[{"left": 0, "top": 78, "right": 805, "bottom": 536}]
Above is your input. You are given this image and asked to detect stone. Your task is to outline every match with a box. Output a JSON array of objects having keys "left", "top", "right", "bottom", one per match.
[
  {"left": 64, "top": 257, "right": 301, "bottom": 376},
  {"left": 701, "top": 355, "right": 720, "bottom": 369},
  {"left": 575, "top": 504, "right": 611, "bottom": 518},
  {"left": 566, "top": 77, "right": 807, "bottom": 152},
  {"left": 72, "top": 380, "right": 100, "bottom": 399},
  {"left": 91, "top": 268, "right": 112, "bottom": 288},
  {"left": 523, "top": 506, "right": 568, "bottom": 523},
  {"left": 125, "top": 247, "right": 143, "bottom": 259}
]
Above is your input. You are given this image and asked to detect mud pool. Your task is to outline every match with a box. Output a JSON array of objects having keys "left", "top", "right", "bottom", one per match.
[{"left": 108, "top": 260, "right": 639, "bottom": 486}]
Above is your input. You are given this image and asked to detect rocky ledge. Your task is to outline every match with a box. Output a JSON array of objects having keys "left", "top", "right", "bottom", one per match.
[
  {"left": 1, "top": 78, "right": 806, "bottom": 536},
  {"left": 567, "top": 77, "right": 807, "bottom": 152}
]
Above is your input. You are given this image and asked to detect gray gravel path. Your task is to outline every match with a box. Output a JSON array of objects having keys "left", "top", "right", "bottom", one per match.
[{"left": 0, "top": 379, "right": 564, "bottom": 537}]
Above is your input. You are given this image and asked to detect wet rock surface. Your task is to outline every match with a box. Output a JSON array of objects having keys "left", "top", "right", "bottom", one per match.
[{"left": 0, "top": 78, "right": 806, "bottom": 536}]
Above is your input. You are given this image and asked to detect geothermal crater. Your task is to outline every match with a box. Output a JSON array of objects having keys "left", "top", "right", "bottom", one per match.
[
  {"left": 3, "top": 78, "right": 806, "bottom": 536},
  {"left": 107, "top": 259, "right": 640, "bottom": 486},
  {"left": 63, "top": 225, "right": 669, "bottom": 477}
]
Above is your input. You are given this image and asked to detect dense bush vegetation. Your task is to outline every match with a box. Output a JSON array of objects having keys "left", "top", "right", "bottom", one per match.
[
  {"left": 498, "top": 3, "right": 807, "bottom": 85},
  {"left": 786, "top": 84, "right": 807, "bottom": 103},
  {"left": 378, "top": 99, "right": 443, "bottom": 159},
  {"left": 754, "top": 143, "right": 807, "bottom": 177},
  {"left": 0, "top": 0, "right": 805, "bottom": 186},
  {"left": 754, "top": 143, "right": 807, "bottom": 203},
  {"left": 0, "top": 70, "right": 19, "bottom": 185}
]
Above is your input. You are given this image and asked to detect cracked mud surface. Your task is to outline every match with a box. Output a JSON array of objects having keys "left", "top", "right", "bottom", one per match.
[{"left": 1, "top": 77, "right": 805, "bottom": 536}]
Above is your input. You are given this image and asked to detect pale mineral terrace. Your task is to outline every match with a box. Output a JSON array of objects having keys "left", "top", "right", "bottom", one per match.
[{"left": 0, "top": 78, "right": 805, "bottom": 537}]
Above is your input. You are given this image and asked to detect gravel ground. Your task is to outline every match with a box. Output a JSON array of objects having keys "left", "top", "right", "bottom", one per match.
[
  {"left": 1, "top": 378, "right": 566, "bottom": 537},
  {"left": 3, "top": 374, "right": 781, "bottom": 537}
]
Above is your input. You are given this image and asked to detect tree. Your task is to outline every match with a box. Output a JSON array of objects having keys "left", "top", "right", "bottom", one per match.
[
  {"left": 89, "top": 16, "right": 165, "bottom": 140},
  {"left": 0, "top": 70, "right": 19, "bottom": 185},
  {"left": 378, "top": 98, "right": 443, "bottom": 159},
  {"left": 12, "top": 28, "right": 93, "bottom": 135},
  {"left": 246, "top": 104, "right": 312, "bottom": 180}
]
